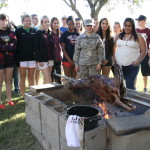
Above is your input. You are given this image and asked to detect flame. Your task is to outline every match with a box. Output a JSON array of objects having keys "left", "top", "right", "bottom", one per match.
[{"left": 99, "top": 102, "right": 110, "bottom": 119}]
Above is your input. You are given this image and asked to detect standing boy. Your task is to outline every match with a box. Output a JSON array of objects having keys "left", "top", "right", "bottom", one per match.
[
  {"left": 73, "top": 19, "right": 105, "bottom": 78},
  {"left": 136, "top": 15, "right": 150, "bottom": 92}
]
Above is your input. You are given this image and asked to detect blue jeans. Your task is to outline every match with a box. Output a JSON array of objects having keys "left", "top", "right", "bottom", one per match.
[
  {"left": 122, "top": 65, "right": 140, "bottom": 90},
  {"left": 13, "top": 65, "right": 20, "bottom": 91}
]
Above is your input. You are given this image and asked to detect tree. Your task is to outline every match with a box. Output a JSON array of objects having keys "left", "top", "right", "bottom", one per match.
[
  {"left": 62, "top": 0, "right": 144, "bottom": 19},
  {"left": 0, "top": 0, "right": 8, "bottom": 9}
]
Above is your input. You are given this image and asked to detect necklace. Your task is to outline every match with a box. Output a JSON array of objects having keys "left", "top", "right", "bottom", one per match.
[{"left": 124, "top": 34, "right": 132, "bottom": 46}]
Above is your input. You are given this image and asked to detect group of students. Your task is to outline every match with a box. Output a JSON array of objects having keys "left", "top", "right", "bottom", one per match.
[{"left": 0, "top": 13, "right": 150, "bottom": 109}]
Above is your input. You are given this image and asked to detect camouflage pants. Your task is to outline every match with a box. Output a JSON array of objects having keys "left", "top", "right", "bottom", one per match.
[{"left": 78, "top": 65, "right": 100, "bottom": 78}]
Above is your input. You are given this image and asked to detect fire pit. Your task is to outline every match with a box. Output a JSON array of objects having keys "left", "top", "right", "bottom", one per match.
[{"left": 25, "top": 83, "right": 150, "bottom": 150}]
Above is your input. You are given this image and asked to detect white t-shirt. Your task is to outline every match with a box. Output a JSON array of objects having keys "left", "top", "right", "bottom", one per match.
[{"left": 115, "top": 39, "right": 140, "bottom": 66}]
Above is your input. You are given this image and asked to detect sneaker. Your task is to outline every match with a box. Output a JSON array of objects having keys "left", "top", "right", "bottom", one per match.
[
  {"left": 0, "top": 104, "right": 6, "bottom": 109},
  {"left": 13, "top": 89, "right": 20, "bottom": 94},
  {"left": 144, "top": 88, "right": 148, "bottom": 93},
  {"left": 8, "top": 101, "right": 15, "bottom": 106}
]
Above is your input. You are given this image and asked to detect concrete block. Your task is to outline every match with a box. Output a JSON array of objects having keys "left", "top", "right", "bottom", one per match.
[
  {"left": 106, "top": 114, "right": 150, "bottom": 136},
  {"left": 44, "top": 87, "right": 93, "bottom": 106},
  {"left": 59, "top": 114, "right": 67, "bottom": 139},
  {"left": 84, "top": 125, "right": 106, "bottom": 150},
  {"left": 25, "top": 108, "right": 42, "bottom": 134},
  {"left": 107, "top": 129, "right": 150, "bottom": 150},
  {"left": 60, "top": 137, "right": 80, "bottom": 150},
  {"left": 41, "top": 101, "right": 66, "bottom": 134},
  {"left": 30, "top": 83, "right": 63, "bottom": 92},
  {"left": 31, "top": 127, "right": 50, "bottom": 150},
  {"left": 144, "top": 109, "right": 150, "bottom": 115},
  {"left": 25, "top": 92, "right": 53, "bottom": 119},
  {"left": 42, "top": 122, "right": 60, "bottom": 150},
  {"left": 59, "top": 114, "right": 106, "bottom": 150}
]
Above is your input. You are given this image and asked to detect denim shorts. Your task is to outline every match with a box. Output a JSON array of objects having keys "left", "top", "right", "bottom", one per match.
[{"left": 0, "top": 64, "right": 15, "bottom": 69}]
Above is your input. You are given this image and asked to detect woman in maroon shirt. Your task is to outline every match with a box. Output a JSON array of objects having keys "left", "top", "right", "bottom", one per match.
[{"left": 0, "top": 14, "right": 17, "bottom": 108}]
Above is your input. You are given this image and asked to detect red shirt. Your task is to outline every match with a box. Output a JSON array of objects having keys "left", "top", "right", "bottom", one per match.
[
  {"left": 51, "top": 32, "right": 62, "bottom": 62},
  {"left": 136, "top": 28, "right": 150, "bottom": 49},
  {"left": 0, "top": 29, "right": 17, "bottom": 65}
]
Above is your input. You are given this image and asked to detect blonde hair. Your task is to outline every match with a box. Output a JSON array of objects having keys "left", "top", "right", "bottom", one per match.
[
  {"left": 21, "top": 14, "right": 31, "bottom": 23},
  {"left": 39, "top": 15, "right": 50, "bottom": 30}
]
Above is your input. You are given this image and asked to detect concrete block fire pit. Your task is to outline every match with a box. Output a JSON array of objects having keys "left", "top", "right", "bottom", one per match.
[{"left": 25, "top": 83, "right": 150, "bottom": 150}]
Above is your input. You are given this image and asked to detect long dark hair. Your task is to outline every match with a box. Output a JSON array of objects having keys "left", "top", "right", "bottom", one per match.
[
  {"left": 50, "top": 17, "right": 60, "bottom": 36},
  {"left": 119, "top": 18, "right": 138, "bottom": 41},
  {"left": 96, "top": 18, "right": 112, "bottom": 39}
]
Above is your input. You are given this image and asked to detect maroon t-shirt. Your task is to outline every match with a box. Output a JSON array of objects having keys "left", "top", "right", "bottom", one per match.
[
  {"left": 136, "top": 28, "right": 150, "bottom": 49},
  {"left": 44, "top": 33, "right": 53, "bottom": 60}
]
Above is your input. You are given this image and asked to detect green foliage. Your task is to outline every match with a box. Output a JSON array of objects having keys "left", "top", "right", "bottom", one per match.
[
  {"left": 0, "top": 0, "right": 8, "bottom": 9},
  {"left": 104, "top": 0, "right": 144, "bottom": 13}
]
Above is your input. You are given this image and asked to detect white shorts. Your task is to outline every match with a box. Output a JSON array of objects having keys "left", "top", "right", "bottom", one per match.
[
  {"left": 36, "top": 62, "right": 40, "bottom": 70},
  {"left": 38, "top": 60, "right": 54, "bottom": 69},
  {"left": 20, "top": 61, "right": 36, "bottom": 68}
]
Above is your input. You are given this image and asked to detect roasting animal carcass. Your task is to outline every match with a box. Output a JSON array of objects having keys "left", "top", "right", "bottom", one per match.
[{"left": 65, "top": 64, "right": 136, "bottom": 111}]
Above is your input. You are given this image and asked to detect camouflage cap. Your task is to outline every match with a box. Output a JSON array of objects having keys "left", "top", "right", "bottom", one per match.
[{"left": 83, "top": 19, "right": 94, "bottom": 26}]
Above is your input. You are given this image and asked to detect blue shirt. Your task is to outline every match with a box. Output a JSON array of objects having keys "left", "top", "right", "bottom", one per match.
[
  {"left": 60, "top": 27, "right": 68, "bottom": 33},
  {"left": 59, "top": 30, "right": 79, "bottom": 62}
]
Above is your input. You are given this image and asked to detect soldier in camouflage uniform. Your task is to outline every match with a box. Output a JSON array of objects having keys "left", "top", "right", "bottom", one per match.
[{"left": 73, "top": 19, "right": 105, "bottom": 78}]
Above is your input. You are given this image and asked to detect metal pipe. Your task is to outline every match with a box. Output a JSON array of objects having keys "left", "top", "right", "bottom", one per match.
[
  {"left": 124, "top": 96, "right": 150, "bottom": 107},
  {"left": 53, "top": 73, "right": 75, "bottom": 81}
]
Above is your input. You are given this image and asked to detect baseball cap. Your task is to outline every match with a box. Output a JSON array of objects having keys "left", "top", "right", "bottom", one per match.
[
  {"left": 83, "top": 19, "right": 94, "bottom": 26},
  {"left": 62, "top": 15, "right": 67, "bottom": 19},
  {"left": 135, "top": 15, "right": 147, "bottom": 21}
]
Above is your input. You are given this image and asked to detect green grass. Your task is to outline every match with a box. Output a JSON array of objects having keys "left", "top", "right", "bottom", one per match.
[
  {"left": 0, "top": 72, "right": 149, "bottom": 150},
  {"left": 0, "top": 92, "right": 44, "bottom": 150}
]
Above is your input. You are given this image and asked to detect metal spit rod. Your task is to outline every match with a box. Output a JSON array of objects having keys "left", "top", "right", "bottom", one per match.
[
  {"left": 53, "top": 73, "right": 75, "bottom": 81},
  {"left": 53, "top": 73, "right": 150, "bottom": 108},
  {"left": 124, "top": 96, "right": 150, "bottom": 108}
]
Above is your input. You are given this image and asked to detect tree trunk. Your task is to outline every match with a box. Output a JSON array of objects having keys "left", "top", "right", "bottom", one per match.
[{"left": 62, "top": 0, "right": 108, "bottom": 20}]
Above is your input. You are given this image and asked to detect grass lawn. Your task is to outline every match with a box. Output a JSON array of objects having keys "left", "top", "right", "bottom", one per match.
[{"left": 0, "top": 72, "right": 149, "bottom": 150}]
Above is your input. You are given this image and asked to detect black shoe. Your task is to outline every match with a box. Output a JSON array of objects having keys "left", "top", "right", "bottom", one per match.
[
  {"left": 13, "top": 89, "right": 20, "bottom": 94},
  {"left": 144, "top": 88, "right": 148, "bottom": 93}
]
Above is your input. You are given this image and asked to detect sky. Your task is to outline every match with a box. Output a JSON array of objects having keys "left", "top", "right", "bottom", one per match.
[{"left": 0, "top": 0, "right": 150, "bottom": 27}]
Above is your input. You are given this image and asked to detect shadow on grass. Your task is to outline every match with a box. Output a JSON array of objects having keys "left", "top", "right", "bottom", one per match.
[
  {"left": 0, "top": 115, "right": 44, "bottom": 150},
  {"left": 0, "top": 92, "right": 44, "bottom": 150}
]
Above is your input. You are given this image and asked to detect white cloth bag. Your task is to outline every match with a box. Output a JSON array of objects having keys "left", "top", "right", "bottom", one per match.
[{"left": 65, "top": 115, "right": 84, "bottom": 148}]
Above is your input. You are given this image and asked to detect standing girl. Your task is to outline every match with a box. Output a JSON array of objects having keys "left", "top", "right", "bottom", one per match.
[
  {"left": 114, "top": 18, "right": 146, "bottom": 89},
  {"left": 34, "top": 15, "right": 54, "bottom": 84},
  {"left": 113, "top": 21, "right": 122, "bottom": 36},
  {"left": 97, "top": 18, "right": 114, "bottom": 76},
  {"left": 59, "top": 16, "right": 79, "bottom": 78},
  {"left": 51, "top": 17, "right": 62, "bottom": 84},
  {"left": 0, "top": 14, "right": 17, "bottom": 108},
  {"left": 15, "top": 14, "right": 36, "bottom": 99},
  {"left": 75, "top": 18, "right": 83, "bottom": 34}
]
